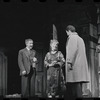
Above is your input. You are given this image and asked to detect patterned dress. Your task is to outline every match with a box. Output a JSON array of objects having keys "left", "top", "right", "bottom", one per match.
[{"left": 44, "top": 51, "right": 65, "bottom": 97}]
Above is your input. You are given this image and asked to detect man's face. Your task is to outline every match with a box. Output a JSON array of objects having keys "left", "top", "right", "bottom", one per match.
[
  {"left": 66, "top": 30, "right": 71, "bottom": 36},
  {"left": 26, "top": 40, "right": 33, "bottom": 50}
]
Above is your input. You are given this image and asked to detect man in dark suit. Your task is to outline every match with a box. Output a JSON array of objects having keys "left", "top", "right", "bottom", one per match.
[{"left": 18, "top": 39, "right": 37, "bottom": 97}]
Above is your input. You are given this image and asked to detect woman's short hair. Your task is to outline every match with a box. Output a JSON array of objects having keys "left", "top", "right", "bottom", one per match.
[
  {"left": 49, "top": 39, "right": 59, "bottom": 51},
  {"left": 66, "top": 25, "right": 76, "bottom": 32},
  {"left": 50, "top": 39, "right": 59, "bottom": 46}
]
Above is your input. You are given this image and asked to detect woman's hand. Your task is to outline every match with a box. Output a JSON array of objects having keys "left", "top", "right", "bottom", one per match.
[
  {"left": 49, "top": 63, "right": 53, "bottom": 67},
  {"left": 51, "top": 61, "right": 57, "bottom": 65},
  {"left": 46, "top": 61, "right": 57, "bottom": 67}
]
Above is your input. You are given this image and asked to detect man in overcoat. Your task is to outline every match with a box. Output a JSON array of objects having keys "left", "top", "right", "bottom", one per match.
[
  {"left": 65, "top": 25, "right": 89, "bottom": 99},
  {"left": 18, "top": 39, "right": 37, "bottom": 97}
]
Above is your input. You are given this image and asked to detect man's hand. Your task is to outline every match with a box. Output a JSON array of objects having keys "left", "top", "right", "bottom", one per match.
[
  {"left": 32, "top": 63, "right": 36, "bottom": 68},
  {"left": 22, "top": 70, "right": 26, "bottom": 76},
  {"left": 67, "top": 63, "right": 72, "bottom": 71},
  {"left": 33, "top": 57, "right": 37, "bottom": 62}
]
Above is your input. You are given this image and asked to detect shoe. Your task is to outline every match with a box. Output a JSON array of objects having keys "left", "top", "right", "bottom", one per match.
[{"left": 48, "top": 95, "right": 52, "bottom": 98}]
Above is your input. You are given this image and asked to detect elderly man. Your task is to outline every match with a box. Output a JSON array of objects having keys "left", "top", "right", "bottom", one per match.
[{"left": 18, "top": 39, "right": 37, "bottom": 97}]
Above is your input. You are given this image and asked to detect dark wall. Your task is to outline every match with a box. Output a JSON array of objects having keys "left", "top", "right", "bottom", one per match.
[
  {"left": 0, "top": 2, "right": 54, "bottom": 94},
  {"left": 7, "top": 51, "right": 21, "bottom": 94}
]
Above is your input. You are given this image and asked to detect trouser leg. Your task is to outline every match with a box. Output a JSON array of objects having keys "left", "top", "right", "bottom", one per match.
[
  {"left": 64, "top": 83, "right": 74, "bottom": 100},
  {"left": 64, "top": 83, "right": 82, "bottom": 100},
  {"left": 71, "top": 83, "right": 83, "bottom": 99},
  {"left": 30, "top": 69, "right": 36, "bottom": 97},
  {"left": 75, "top": 83, "right": 83, "bottom": 98},
  {"left": 21, "top": 75, "right": 29, "bottom": 97}
]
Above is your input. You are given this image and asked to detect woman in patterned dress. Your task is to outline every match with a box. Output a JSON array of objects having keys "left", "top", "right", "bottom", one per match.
[{"left": 44, "top": 39, "right": 65, "bottom": 98}]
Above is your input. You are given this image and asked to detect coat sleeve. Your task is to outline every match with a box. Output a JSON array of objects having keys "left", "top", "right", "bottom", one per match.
[
  {"left": 66, "top": 35, "right": 77, "bottom": 65},
  {"left": 18, "top": 50, "right": 25, "bottom": 72}
]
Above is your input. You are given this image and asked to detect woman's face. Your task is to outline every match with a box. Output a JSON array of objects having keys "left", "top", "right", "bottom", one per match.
[{"left": 51, "top": 42, "right": 58, "bottom": 51}]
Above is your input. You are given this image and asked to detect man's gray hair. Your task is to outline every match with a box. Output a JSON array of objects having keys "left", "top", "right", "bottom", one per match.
[{"left": 25, "top": 39, "right": 33, "bottom": 44}]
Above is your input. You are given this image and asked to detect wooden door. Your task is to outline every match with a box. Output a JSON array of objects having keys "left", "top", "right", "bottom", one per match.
[
  {"left": 89, "top": 24, "right": 99, "bottom": 97},
  {"left": 77, "top": 24, "right": 99, "bottom": 97}
]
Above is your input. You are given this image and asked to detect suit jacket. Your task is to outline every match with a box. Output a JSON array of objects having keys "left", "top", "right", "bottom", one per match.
[
  {"left": 65, "top": 33, "right": 89, "bottom": 82},
  {"left": 18, "top": 48, "right": 36, "bottom": 75}
]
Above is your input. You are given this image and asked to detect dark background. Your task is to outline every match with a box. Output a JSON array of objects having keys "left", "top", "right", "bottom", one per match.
[{"left": 0, "top": 0, "right": 98, "bottom": 94}]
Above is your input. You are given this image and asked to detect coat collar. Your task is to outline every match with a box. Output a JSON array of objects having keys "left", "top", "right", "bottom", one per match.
[
  {"left": 24, "top": 48, "right": 30, "bottom": 58},
  {"left": 68, "top": 32, "right": 78, "bottom": 38},
  {"left": 26, "top": 47, "right": 30, "bottom": 51},
  {"left": 24, "top": 48, "right": 35, "bottom": 59}
]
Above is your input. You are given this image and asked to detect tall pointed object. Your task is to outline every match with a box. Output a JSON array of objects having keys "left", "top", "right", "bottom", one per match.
[{"left": 53, "top": 24, "right": 58, "bottom": 40}]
